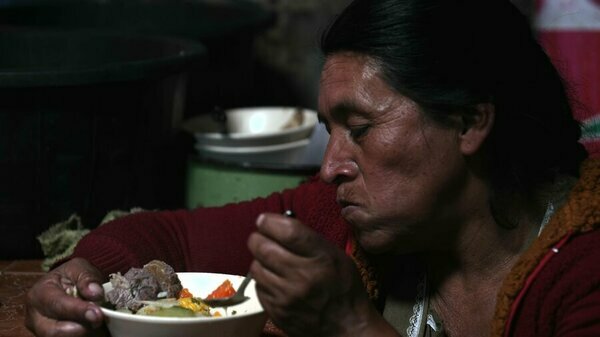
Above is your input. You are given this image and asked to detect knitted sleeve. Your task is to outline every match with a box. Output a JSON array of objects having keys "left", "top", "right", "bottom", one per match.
[
  {"left": 510, "top": 229, "right": 600, "bottom": 337},
  {"left": 69, "top": 176, "right": 347, "bottom": 278}
]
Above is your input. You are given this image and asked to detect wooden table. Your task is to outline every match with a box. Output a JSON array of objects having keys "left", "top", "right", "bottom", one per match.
[{"left": 0, "top": 260, "right": 45, "bottom": 337}]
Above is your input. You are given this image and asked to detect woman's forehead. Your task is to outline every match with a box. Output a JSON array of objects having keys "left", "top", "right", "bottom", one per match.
[
  {"left": 318, "top": 53, "right": 401, "bottom": 114},
  {"left": 320, "top": 55, "right": 378, "bottom": 100},
  {"left": 321, "top": 52, "right": 380, "bottom": 81}
]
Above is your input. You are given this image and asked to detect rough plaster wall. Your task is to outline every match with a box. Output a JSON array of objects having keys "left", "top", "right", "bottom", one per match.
[{"left": 250, "top": 0, "right": 352, "bottom": 109}]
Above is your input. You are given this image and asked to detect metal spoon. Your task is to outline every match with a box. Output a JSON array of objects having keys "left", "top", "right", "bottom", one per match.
[
  {"left": 202, "top": 210, "right": 295, "bottom": 308},
  {"left": 202, "top": 272, "right": 252, "bottom": 308}
]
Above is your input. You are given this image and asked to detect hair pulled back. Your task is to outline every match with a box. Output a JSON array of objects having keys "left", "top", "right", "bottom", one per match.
[{"left": 321, "top": 0, "right": 587, "bottom": 194}]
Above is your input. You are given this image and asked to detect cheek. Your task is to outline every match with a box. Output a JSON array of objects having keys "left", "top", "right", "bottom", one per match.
[
  {"left": 361, "top": 140, "right": 423, "bottom": 189},
  {"left": 361, "top": 164, "right": 413, "bottom": 214},
  {"left": 360, "top": 136, "right": 453, "bottom": 213}
]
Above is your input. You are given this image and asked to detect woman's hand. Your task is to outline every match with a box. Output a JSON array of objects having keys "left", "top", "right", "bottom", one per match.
[
  {"left": 25, "top": 257, "right": 109, "bottom": 337},
  {"left": 248, "top": 213, "right": 394, "bottom": 337}
]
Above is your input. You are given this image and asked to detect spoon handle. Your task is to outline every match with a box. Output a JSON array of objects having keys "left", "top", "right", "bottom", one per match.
[{"left": 236, "top": 272, "right": 252, "bottom": 296}]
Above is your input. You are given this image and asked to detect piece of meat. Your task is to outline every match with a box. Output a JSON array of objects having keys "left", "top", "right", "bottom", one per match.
[
  {"left": 106, "top": 268, "right": 161, "bottom": 312},
  {"left": 105, "top": 260, "right": 183, "bottom": 312},
  {"left": 105, "top": 273, "right": 134, "bottom": 311},
  {"left": 143, "top": 260, "right": 182, "bottom": 298}
]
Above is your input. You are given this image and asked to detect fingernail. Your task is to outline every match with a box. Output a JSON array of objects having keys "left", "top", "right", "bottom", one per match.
[
  {"left": 87, "top": 308, "right": 103, "bottom": 329},
  {"left": 256, "top": 214, "right": 265, "bottom": 227},
  {"left": 59, "top": 322, "right": 82, "bottom": 333},
  {"left": 85, "top": 309, "right": 97, "bottom": 322},
  {"left": 87, "top": 282, "right": 102, "bottom": 296}
]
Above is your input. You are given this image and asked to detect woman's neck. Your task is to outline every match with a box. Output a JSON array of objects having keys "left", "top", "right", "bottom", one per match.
[{"left": 423, "top": 191, "right": 546, "bottom": 337}]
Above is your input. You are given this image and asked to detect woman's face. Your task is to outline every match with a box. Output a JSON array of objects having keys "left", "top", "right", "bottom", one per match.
[{"left": 318, "top": 53, "right": 471, "bottom": 254}]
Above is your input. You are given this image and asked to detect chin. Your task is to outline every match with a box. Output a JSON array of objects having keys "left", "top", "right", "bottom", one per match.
[
  {"left": 355, "top": 229, "right": 422, "bottom": 256},
  {"left": 354, "top": 232, "right": 397, "bottom": 255}
]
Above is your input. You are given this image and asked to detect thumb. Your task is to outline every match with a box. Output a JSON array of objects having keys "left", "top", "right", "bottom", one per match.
[{"left": 66, "top": 258, "right": 106, "bottom": 302}]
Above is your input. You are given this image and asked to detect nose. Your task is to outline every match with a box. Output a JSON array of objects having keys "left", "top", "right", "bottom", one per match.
[{"left": 319, "top": 132, "right": 358, "bottom": 184}]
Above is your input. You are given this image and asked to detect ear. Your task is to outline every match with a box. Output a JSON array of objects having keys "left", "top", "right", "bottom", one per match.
[{"left": 458, "top": 103, "right": 495, "bottom": 155}]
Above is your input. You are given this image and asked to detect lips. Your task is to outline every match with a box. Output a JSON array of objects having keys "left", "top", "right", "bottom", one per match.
[
  {"left": 337, "top": 199, "right": 355, "bottom": 209},
  {"left": 336, "top": 187, "right": 358, "bottom": 208}
]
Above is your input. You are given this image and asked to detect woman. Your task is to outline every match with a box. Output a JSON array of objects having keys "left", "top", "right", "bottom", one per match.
[{"left": 25, "top": 0, "right": 599, "bottom": 336}]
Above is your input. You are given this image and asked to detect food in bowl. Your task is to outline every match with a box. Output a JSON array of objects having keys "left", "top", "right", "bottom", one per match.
[
  {"left": 103, "top": 260, "right": 236, "bottom": 318},
  {"left": 100, "top": 262, "right": 267, "bottom": 337},
  {"left": 104, "top": 260, "right": 183, "bottom": 313}
]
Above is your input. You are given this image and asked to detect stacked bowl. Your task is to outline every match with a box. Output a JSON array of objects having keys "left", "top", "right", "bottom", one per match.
[
  {"left": 182, "top": 106, "right": 319, "bottom": 165},
  {"left": 181, "top": 106, "right": 322, "bottom": 207}
]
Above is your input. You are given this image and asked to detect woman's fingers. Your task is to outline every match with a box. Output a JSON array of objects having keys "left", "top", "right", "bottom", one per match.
[
  {"left": 25, "top": 308, "right": 88, "bottom": 337},
  {"left": 249, "top": 213, "right": 346, "bottom": 306},
  {"left": 248, "top": 213, "right": 375, "bottom": 337},
  {"left": 255, "top": 213, "right": 329, "bottom": 257},
  {"left": 35, "top": 283, "right": 103, "bottom": 327},
  {"left": 65, "top": 258, "right": 106, "bottom": 302},
  {"left": 247, "top": 230, "right": 306, "bottom": 276},
  {"left": 25, "top": 258, "right": 107, "bottom": 337}
]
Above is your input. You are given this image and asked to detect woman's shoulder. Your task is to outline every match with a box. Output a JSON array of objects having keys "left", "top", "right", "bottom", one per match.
[
  {"left": 513, "top": 228, "right": 600, "bottom": 336},
  {"left": 540, "top": 228, "right": 600, "bottom": 281}
]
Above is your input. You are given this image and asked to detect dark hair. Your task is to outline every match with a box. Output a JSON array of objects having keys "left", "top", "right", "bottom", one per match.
[{"left": 320, "top": 0, "right": 587, "bottom": 195}]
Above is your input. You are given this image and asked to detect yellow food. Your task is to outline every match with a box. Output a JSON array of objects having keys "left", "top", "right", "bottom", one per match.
[{"left": 177, "top": 297, "right": 211, "bottom": 315}]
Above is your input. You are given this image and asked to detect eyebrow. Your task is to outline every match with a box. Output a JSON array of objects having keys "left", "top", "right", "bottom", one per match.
[{"left": 319, "top": 101, "right": 365, "bottom": 124}]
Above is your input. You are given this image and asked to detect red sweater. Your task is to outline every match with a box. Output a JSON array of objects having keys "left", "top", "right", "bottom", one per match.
[
  {"left": 492, "top": 158, "right": 600, "bottom": 337},
  {"left": 71, "top": 176, "right": 348, "bottom": 277},
  {"left": 508, "top": 229, "right": 600, "bottom": 337}
]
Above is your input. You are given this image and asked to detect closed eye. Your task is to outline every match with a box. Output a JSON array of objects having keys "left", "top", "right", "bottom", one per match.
[{"left": 349, "top": 125, "right": 369, "bottom": 139}]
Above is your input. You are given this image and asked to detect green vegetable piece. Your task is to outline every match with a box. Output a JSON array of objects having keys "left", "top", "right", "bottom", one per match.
[{"left": 149, "top": 306, "right": 196, "bottom": 317}]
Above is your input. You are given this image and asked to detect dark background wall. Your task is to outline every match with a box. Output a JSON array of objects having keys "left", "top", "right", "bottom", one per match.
[
  {"left": 0, "top": 0, "right": 351, "bottom": 258},
  {"left": 0, "top": 0, "right": 535, "bottom": 258}
]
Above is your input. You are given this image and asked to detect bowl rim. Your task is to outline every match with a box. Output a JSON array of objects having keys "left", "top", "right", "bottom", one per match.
[
  {"left": 195, "top": 138, "right": 310, "bottom": 154},
  {"left": 0, "top": 29, "right": 207, "bottom": 88},
  {"left": 100, "top": 272, "right": 265, "bottom": 323},
  {"left": 187, "top": 107, "right": 318, "bottom": 141}
]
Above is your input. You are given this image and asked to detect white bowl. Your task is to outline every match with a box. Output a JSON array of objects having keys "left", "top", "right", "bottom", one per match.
[
  {"left": 194, "top": 138, "right": 310, "bottom": 165},
  {"left": 182, "top": 107, "right": 318, "bottom": 147},
  {"left": 101, "top": 272, "right": 267, "bottom": 337}
]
